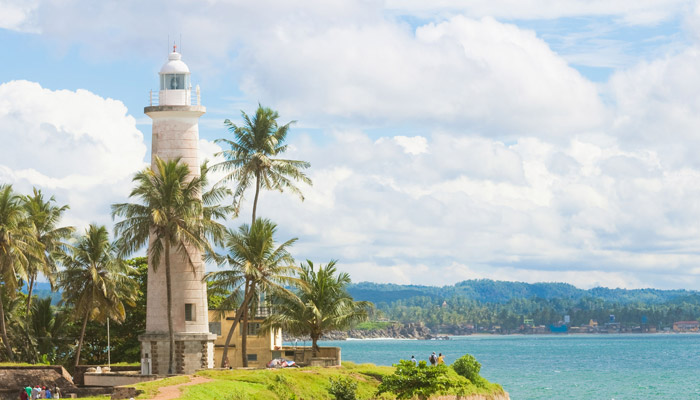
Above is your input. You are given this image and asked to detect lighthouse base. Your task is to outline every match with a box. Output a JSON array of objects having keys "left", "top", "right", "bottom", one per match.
[{"left": 139, "top": 332, "right": 216, "bottom": 375}]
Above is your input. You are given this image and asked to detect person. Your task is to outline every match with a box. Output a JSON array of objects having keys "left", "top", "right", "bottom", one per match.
[
  {"left": 410, "top": 355, "right": 418, "bottom": 366},
  {"left": 223, "top": 357, "right": 231, "bottom": 369},
  {"left": 33, "top": 386, "right": 41, "bottom": 400},
  {"left": 53, "top": 387, "right": 60, "bottom": 400},
  {"left": 44, "top": 388, "right": 52, "bottom": 399},
  {"left": 24, "top": 386, "right": 31, "bottom": 399},
  {"left": 437, "top": 353, "right": 445, "bottom": 365},
  {"left": 20, "top": 389, "right": 28, "bottom": 400},
  {"left": 429, "top": 351, "right": 437, "bottom": 366}
]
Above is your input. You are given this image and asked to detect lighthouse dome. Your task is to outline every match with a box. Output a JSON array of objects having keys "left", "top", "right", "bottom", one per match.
[{"left": 160, "top": 51, "right": 190, "bottom": 75}]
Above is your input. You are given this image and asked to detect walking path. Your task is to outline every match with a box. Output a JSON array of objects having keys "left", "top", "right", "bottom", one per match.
[{"left": 149, "top": 375, "right": 213, "bottom": 400}]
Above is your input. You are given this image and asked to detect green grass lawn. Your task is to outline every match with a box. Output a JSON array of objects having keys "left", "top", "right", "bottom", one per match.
[{"left": 159, "top": 362, "right": 504, "bottom": 400}]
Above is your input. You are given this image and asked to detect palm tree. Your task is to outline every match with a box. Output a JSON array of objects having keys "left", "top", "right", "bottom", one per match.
[
  {"left": 58, "top": 224, "right": 136, "bottom": 367},
  {"left": 264, "top": 260, "right": 372, "bottom": 356},
  {"left": 214, "top": 104, "right": 312, "bottom": 225},
  {"left": 0, "top": 184, "right": 40, "bottom": 361},
  {"left": 23, "top": 188, "right": 73, "bottom": 314},
  {"left": 111, "top": 157, "right": 227, "bottom": 374},
  {"left": 205, "top": 218, "right": 299, "bottom": 367},
  {"left": 28, "top": 297, "right": 71, "bottom": 364}
]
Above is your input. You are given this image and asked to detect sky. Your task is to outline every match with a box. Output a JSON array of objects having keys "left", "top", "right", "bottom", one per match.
[{"left": 3, "top": 0, "right": 700, "bottom": 290}]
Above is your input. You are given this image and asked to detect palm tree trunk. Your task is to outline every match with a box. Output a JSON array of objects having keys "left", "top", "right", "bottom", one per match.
[
  {"left": 251, "top": 172, "right": 261, "bottom": 226},
  {"left": 311, "top": 334, "right": 319, "bottom": 357},
  {"left": 26, "top": 275, "right": 35, "bottom": 315},
  {"left": 220, "top": 284, "right": 255, "bottom": 367},
  {"left": 0, "top": 287, "right": 14, "bottom": 361},
  {"left": 241, "top": 280, "right": 255, "bottom": 368},
  {"left": 164, "top": 240, "right": 175, "bottom": 375},
  {"left": 74, "top": 311, "right": 89, "bottom": 367}
]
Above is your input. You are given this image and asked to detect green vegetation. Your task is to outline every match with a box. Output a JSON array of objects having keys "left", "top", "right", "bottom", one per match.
[
  {"left": 354, "top": 321, "right": 393, "bottom": 331},
  {"left": 58, "top": 224, "right": 137, "bottom": 367},
  {"left": 128, "top": 375, "right": 191, "bottom": 398},
  {"left": 350, "top": 280, "right": 700, "bottom": 332},
  {"left": 145, "top": 361, "right": 501, "bottom": 400},
  {"left": 452, "top": 354, "right": 482, "bottom": 384},
  {"left": 377, "top": 360, "right": 452, "bottom": 400},
  {"left": 328, "top": 375, "right": 358, "bottom": 400},
  {"left": 265, "top": 260, "right": 372, "bottom": 356},
  {"left": 212, "top": 103, "right": 312, "bottom": 368},
  {"left": 205, "top": 218, "right": 298, "bottom": 367}
]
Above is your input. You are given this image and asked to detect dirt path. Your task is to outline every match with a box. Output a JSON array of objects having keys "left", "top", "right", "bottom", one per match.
[{"left": 149, "top": 375, "right": 213, "bottom": 400}]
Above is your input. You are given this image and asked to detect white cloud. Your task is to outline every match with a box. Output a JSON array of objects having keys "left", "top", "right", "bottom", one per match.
[
  {"left": 0, "top": 80, "right": 147, "bottom": 228},
  {"left": 385, "top": 0, "right": 693, "bottom": 25},
  {"left": 9, "top": 0, "right": 700, "bottom": 291},
  {"left": 240, "top": 16, "right": 605, "bottom": 139},
  {"left": 392, "top": 136, "right": 428, "bottom": 155},
  {"left": 0, "top": 0, "right": 37, "bottom": 32},
  {"left": 239, "top": 129, "right": 700, "bottom": 289}
]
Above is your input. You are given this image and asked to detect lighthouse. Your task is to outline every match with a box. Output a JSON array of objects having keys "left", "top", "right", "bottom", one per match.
[{"left": 139, "top": 47, "right": 215, "bottom": 375}]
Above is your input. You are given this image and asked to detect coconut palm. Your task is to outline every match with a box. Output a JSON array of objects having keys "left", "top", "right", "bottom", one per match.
[
  {"left": 28, "top": 297, "right": 71, "bottom": 364},
  {"left": 111, "top": 157, "right": 228, "bottom": 374},
  {"left": 0, "top": 184, "right": 41, "bottom": 361},
  {"left": 58, "top": 224, "right": 136, "bottom": 367},
  {"left": 205, "top": 218, "right": 299, "bottom": 367},
  {"left": 23, "top": 188, "right": 73, "bottom": 313},
  {"left": 214, "top": 104, "right": 312, "bottom": 225},
  {"left": 264, "top": 260, "right": 372, "bottom": 356}
]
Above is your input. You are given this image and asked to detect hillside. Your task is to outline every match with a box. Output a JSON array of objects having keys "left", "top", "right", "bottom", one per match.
[{"left": 348, "top": 279, "right": 697, "bottom": 305}]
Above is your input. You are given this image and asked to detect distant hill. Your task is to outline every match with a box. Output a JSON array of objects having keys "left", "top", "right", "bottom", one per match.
[
  {"left": 22, "top": 282, "right": 62, "bottom": 305},
  {"left": 347, "top": 279, "right": 698, "bottom": 305}
]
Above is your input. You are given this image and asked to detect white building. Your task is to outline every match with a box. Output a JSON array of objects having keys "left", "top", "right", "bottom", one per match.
[{"left": 139, "top": 47, "right": 215, "bottom": 375}]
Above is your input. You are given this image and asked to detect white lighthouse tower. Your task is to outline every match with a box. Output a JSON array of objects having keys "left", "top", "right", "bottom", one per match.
[{"left": 139, "top": 46, "right": 215, "bottom": 375}]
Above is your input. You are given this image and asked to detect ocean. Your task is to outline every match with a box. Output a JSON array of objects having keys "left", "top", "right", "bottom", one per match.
[{"left": 310, "top": 334, "right": 700, "bottom": 399}]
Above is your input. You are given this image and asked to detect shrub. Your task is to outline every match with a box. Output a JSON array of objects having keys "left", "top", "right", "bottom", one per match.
[
  {"left": 452, "top": 353, "right": 481, "bottom": 383},
  {"left": 328, "top": 376, "right": 358, "bottom": 400},
  {"left": 376, "top": 360, "right": 452, "bottom": 400}
]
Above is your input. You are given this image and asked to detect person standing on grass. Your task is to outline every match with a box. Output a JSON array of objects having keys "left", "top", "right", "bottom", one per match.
[
  {"left": 438, "top": 353, "right": 445, "bottom": 365},
  {"left": 24, "top": 386, "right": 31, "bottom": 399},
  {"left": 429, "top": 351, "right": 437, "bottom": 366},
  {"left": 20, "top": 389, "right": 28, "bottom": 400},
  {"left": 411, "top": 355, "right": 418, "bottom": 366}
]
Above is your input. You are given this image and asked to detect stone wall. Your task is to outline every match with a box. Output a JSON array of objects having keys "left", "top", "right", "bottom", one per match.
[
  {"left": 73, "top": 366, "right": 140, "bottom": 386},
  {"left": 140, "top": 332, "right": 215, "bottom": 375}
]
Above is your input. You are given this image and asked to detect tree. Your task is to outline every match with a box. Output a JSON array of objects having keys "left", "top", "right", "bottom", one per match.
[
  {"left": 265, "top": 260, "right": 372, "bottom": 356},
  {"left": 214, "top": 104, "right": 312, "bottom": 225},
  {"left": 23, "top": 188, "right": 73, "bottom": 314},
  {"left": 0, "top": 184, "right": 40, "bottom": 361},
  {"left": 376, "top": 360, "right": 452, "bottom": 400},
  {"left": 28, "top": 297, "right": 71, "bottom": 365},
  {"left": 58, "top": 224, "right": 136, "bottom": 367},
  {"left": 205, "top": 218, "right": 298, "bottom": 367},
  {"left": 112, "top": 157, "right": 227, "bottom": 374}
]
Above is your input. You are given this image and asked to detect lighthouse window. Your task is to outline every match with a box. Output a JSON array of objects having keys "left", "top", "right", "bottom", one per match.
[
  {"left": 160, "top": 74, "right": 188, "bottom": 90},
  {"left": 185, "top": 303, "right": 195, "bottom": 321}
]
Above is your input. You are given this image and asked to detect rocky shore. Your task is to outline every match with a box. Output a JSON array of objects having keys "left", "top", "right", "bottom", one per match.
[{"left": 285, "top": 322, "right": 450, "bottom": 341}]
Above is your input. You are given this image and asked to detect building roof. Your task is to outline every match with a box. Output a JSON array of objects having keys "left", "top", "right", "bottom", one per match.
[{"left": 160, "top": 52, "right": 190, "bottom": 74}]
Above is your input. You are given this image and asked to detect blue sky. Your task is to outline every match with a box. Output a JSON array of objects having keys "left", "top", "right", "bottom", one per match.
[{"left": 4, "top": 0, "right": 700, "bottom": 289}]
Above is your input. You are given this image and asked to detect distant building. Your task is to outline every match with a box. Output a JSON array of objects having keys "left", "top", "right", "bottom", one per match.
[
  {"left": 208, "top": 308, "right": 341, "bottom": 368},
  {"left": 672, "top": 321, "right": 699, "bottom": 332}
]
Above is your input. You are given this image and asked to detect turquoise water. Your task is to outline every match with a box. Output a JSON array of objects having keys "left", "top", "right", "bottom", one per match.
[{"left": 314, "top": 334, "right": 700, "bottom": 399}]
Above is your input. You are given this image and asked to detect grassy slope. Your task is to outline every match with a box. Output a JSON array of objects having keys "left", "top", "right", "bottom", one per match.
[{"left": 173, "top": 362, "right": 504, "bottom": 400}]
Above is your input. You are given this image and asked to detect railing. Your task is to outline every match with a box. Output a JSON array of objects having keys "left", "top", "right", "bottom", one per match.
[{"left": 148, "top": 85, "right": 201, "bottom": 106}]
